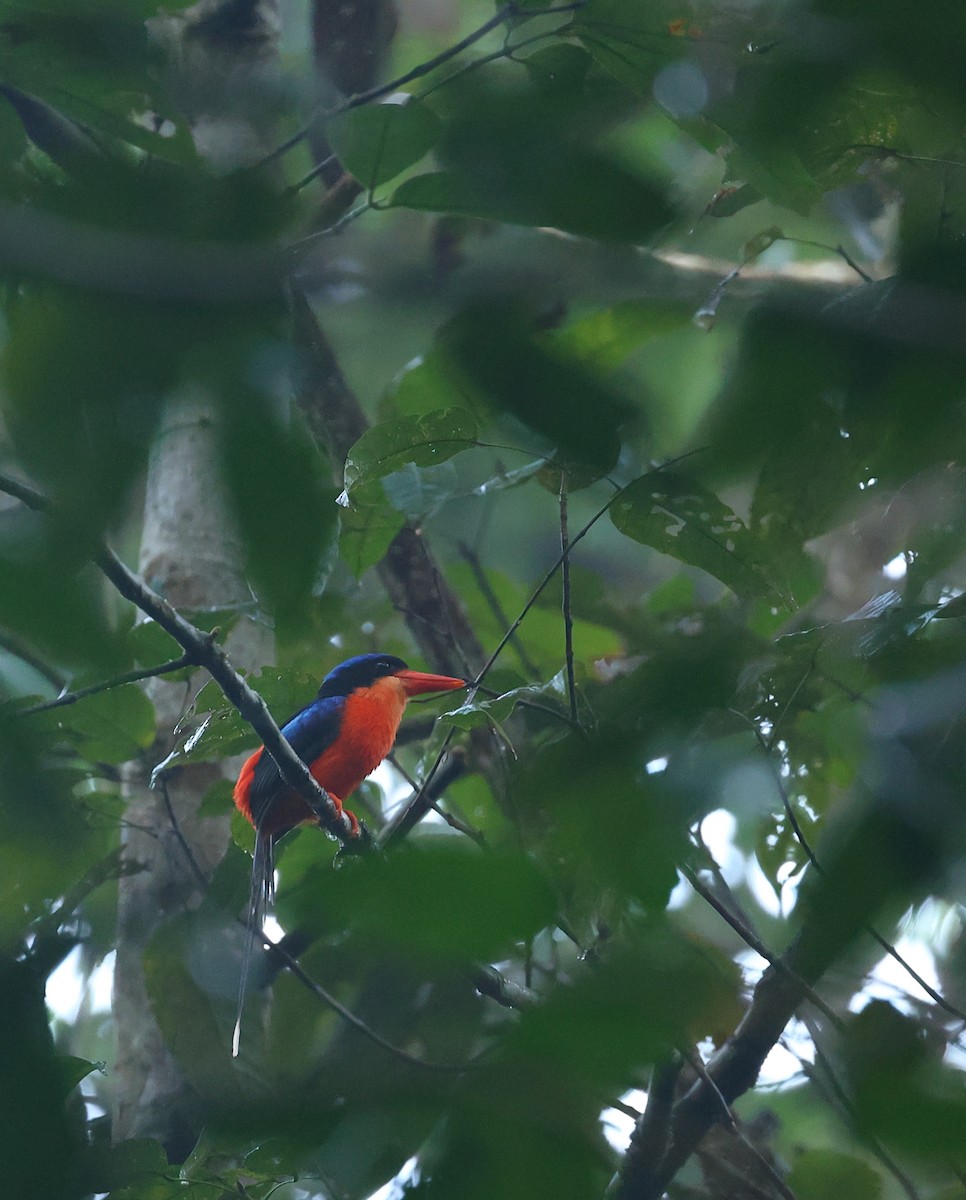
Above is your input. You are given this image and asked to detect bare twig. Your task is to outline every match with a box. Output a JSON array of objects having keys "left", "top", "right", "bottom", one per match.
[
  {"left": 458, "top": 541, "right": 539, "bottom": 677},
  {"left": 156, "top": 775, "right": 210, "bottom": 894},
  {"left": 780, "top": 236, "right": 872, "bottom": 283},
  {"left": 683, "top": 1047, "right": 798, "bottom": 1200},
  {"left": 473, "top": 486, "right": 622, "bottom": 684},
  {"left": 266, "top": 937, "right": 482, "bottom": 1072},
  {"left": 430, "top": 801, "right": 488, "bottom": 847},
  {"left": 558, "top": 471, "right": 578, "bottom": 725},
  {"left": 609, "top": 1096, "right": 644, "bottom": 1122},
  {"left": 681, "top": 864, "right": 842, "bottom": 1030},
  {"left": 690, "top": 826, "right": 757, "bottom": 935},
  {"left": 387, "top": 747, "right": 484, "bottom": 846},
  {"left": 18, "top": 654, "right": 193, "bottom": 717}
]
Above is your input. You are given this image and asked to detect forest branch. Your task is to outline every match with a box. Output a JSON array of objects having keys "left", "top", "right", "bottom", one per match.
[
  {"left": 18, "top": 654, "right": 194, "bottom": 717},
  {"left": 0, "top": 471, "right": 363, "bottom": 847}
]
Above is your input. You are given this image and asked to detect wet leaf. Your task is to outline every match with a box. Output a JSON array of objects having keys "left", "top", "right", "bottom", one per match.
[{"left": 343, "top": 409, "right": 479, "bottom": 497}]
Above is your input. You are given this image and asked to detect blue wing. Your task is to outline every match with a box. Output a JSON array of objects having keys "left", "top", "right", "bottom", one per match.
[{"left": 246, "top": 695, "right": 345, "bottom": 827}]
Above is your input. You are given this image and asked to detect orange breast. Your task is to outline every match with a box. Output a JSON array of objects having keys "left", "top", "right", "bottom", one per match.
[{"left": 308, "top": 675, "right": 408, "bottom": 800}]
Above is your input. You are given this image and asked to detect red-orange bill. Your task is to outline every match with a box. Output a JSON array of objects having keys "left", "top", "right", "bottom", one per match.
[{"left": 395, "top": 669, "right": 466, "bottom": 697}]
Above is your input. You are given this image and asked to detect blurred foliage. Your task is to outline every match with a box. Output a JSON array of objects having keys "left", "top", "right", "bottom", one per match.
[{"left": 1, "top": 0, "right": 966, "bottom": 1197}]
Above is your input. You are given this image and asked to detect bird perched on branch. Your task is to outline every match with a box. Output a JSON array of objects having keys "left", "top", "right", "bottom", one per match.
[{"left": 231, "top": 652, "right": 465, "bottom": 1055}]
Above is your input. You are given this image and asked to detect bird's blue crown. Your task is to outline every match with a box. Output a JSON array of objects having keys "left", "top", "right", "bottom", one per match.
[{"left": 317, "top": 652, "right": 409, "bottom": 699}]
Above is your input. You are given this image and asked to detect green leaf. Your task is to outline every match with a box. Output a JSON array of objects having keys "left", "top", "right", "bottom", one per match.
[
  {"left": 0, "top": 538, "right": 122, "bottom": 671},
  {"left": 523, "top": 43, "right": 593, "bottom": 90},
  {"left": 328, "top": 99, "right": 441, "bottom": 188},
  {"left": 56, "top": 1054, "right": 101, "bottom": 1095},
  {"left": 295, "top": 841, "right": 557, "bottom": 963},
  {"left": 45, "top": 683, "right": 156, "bottom": 763},
  {"left": 723, "top": 140, "right": 822, "bottom": 215},
  {"left": 338, "top": 491, "right": 406, "bottom": 576},
  {"left": 80, "top": 1137, "right": 169, "bottom": 1194},
  {"left": 0, "top": 83, "right": 107, "bottom": 178},
  {"left": 386, "top": 345, "right": 470, "bottom": 419},
  {"left": 126, "top": 620, "right": 188, "bottom": 671},
  {"left": 342, "top": 408, "right": 479, "bottom": 497},
  {"left": 170, "top": 667, "right": 318, "bottom": 767},
  {"left": 549, "top": 299, "right": 691, "bottom": 373},
  {"left": 142, "top": 912, "right": 237, "bottom": 1094},
  {"left": 439, "top": 678, "right": 566, "bottom": 732},
  {"left": 381, "top": 459, "right": 460, "bottom": 518},
  {"left": 218, "top": 367, "right": 336, "bottom": 632},
  {"left": 196, "top": 778, "right": 234, "bottom": 818},
  {"left": 610, "top": 471, "right": 792, "bottom": 604},
  {"left": 441, "top": 302, "right": 634, "bottom": 480},
  {"left": 391, "top": 155, "right": 671, "bottom": 242},
  {"left": 574, "top": 0, "right": 690, "bottom": 95},
  {"left": 389, "top": 67, "right": 672, "bottom": 243},
  {"left": 787, "top": 1150, "right": 882, "bottom": 1200}
]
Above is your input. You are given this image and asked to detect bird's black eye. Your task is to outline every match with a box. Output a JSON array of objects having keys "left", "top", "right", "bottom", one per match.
[{"left": 377, "top": 658, "right": 393, "bottom": 671}]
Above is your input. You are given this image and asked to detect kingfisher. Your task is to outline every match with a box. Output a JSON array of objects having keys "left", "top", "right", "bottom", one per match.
[{"left": 231, "top": 652, "right": 465, "bottom": 1054}]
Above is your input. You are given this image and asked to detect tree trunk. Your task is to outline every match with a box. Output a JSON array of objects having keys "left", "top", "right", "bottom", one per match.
[
  {"left": 112, "top": 0, "right": 281, "bottom": 1154},
  {"left": 112, "top": 395, "right": 272, "bottom": 1157}
]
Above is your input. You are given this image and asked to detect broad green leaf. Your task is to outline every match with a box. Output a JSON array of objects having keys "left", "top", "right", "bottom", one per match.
[
  {"left": 0, "top": 539, "right": 122, "bottom": 670},
  {"left": 80, "top": 1137, "right": 169, "bottom": 1195},
  {"left": 343, "top": 408, "right": 479, "bottom": 497},
  {"left": 291, "top": 841, "right": 556, "bottom": 963},
  {"left": 390, "top": 65, "right": 672, "bottom": 244},
  {"left": 45, "top": 683, "right": 156, "bottom": 763},
  {"left": 509, "top": 921, "right": 741, "bottom": 1081},
  {"left": 391, "top": 155, "right": 671, "bottom": 242},
  {"left": 338, "top": 492, "right": 406, "bottom": 576},
  {"left": 0, "top": 83, "right": 108, "bottom": 178},
  {"left": 549, "top": 299, "right": 691, "bottom": 372},
  {"left": 611, "top": 471, "right": 790, "bottom": 603},
  {"left": 2, "top": 288, "right": 172, "bottom": 544},
  {"left": 219, "top": 376, "right": 337, "bottom": 631},
  {"left": 723, "top": 140, "right": 823, "bottom": 215},
  {"left": 440, "top": 302, "right": 633, "bottom": 480},
  {"left": 196, "top": 777, "right": 234, "bottom": 818},
  {"left": 439, "top": 678, "right": 566, "bottom": 732},
  {"left": 56, "top": 1054, "right": 101, "bottom": 1095},
  {"left": 382, "top": 460, "right": 460, "bottom": 518},
  {"left": 142, "top": 913, "right": 237, "bottom": 1095},
  {"left": 787, "top": 1151, "right": 882, "bottom": 1200},
  {"left": 385, "top": 347, "right": 469, "bottom": 419},
  {"left": 574, "top": 0, "right": 691, "bottom": 95},
  {"left": 523, "top": 43, "right": 592, "bottom": 89},
  {"left": 126, "top": 620, "right": 188, "bottom": 671},
  {"left": 328, "top": 99, "right": 441, "bottom": 188}
]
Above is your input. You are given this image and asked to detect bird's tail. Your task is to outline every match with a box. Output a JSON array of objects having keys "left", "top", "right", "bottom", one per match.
[{"left": 232, "top": 829, "right": 275, "bottom": 1058}]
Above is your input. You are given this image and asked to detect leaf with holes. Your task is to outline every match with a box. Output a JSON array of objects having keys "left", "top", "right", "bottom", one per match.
[{"left": 610, "top": 471, "right": 790, "bottom": 604}]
